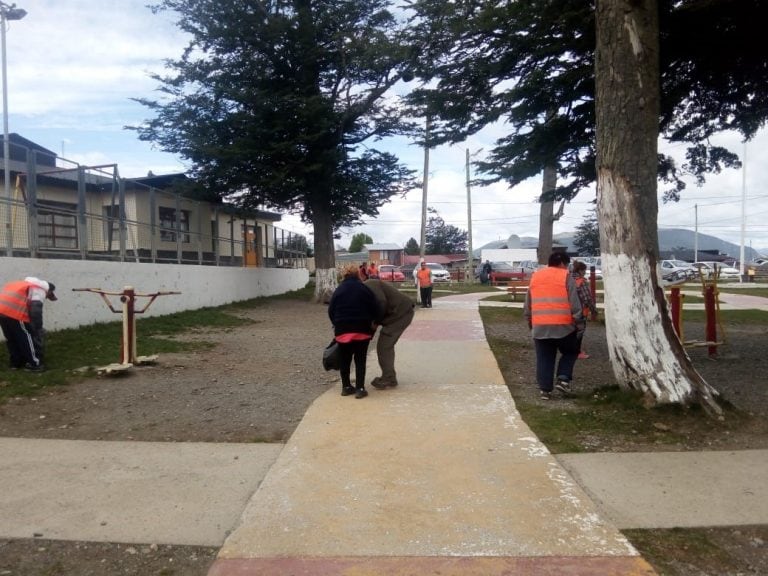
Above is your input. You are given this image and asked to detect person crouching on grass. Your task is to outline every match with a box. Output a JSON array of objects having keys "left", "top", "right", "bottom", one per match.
[{"left": 328, "top": 264, "right": 383, "bottom": 399}]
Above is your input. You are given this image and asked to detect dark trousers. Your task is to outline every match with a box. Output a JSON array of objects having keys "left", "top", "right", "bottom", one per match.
[
  {"left": 419, "top": 286, "right": 433, "bottom": 307},
  {"left": 376, "top": 306, "right": 414, "bottom": 382},
  {"left": 339, "top": 339, "right": 371, "bottom": 389},
  {"left": 533, "top": 331, "right": 580, "bottom": 392},
  {"left": 0, "top": 315, "right": 42, "bottom": 368}
]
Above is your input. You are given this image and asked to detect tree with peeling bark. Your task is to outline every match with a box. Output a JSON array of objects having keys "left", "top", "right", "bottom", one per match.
[
  {"left": 594, "top": 0, "right": 720, "bottom": 413},
  {"left": 407, "top": 0, "right": 766, "bottom": 410},
  {"left": 134, "top": 0, "right": 417, "bottom": 301}
]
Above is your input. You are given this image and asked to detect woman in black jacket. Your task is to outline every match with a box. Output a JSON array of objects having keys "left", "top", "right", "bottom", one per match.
[{"left": 328, "top": 264, "right": 383, "bottom": 398}]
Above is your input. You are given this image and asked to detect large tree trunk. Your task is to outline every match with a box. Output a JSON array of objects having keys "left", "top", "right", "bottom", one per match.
[
  {"left": 310, "top": 199, "right": 337, "bottom": 304},
  {"left": 537, "top": 164, "right": 557, "bottom": 265},
  {"left": 594, "top": 0, "right": 720, "bottom": 413}
]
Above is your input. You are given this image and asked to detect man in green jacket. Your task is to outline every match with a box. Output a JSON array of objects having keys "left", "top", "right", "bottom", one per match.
[{"left": 364, "top": 279, "right": 415, "bottom": 389}]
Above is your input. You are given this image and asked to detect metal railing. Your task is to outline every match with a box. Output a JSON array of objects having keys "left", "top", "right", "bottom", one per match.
[{"left": 1, "top": 140, "right": 307, "bottom": 268}]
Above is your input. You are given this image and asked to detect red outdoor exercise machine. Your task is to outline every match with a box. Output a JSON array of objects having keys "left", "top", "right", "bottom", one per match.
[
  {"left": 668, "top": 274, "right": 724, "bottom": 358},
  {"left": 73, "top": 286, "right": 181, "bottom": 375}
]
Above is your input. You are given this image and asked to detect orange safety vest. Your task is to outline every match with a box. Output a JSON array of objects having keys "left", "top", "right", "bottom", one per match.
[
  {"left": 416, "top": 267, "right": 432, "bottom": 287},
  {"left": 0, "top": 280, "right": 33, "bottom": 322},
  {"left": 529, "top": 267, "right": 573, "bottom": 326}
]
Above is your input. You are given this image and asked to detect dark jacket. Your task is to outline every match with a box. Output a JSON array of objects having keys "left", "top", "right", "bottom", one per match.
[
  {"left": 328, "top": 277, "right": 382, "bottom": 336},
  {"left": 364, "top": 279, "right": 414, "bottom": 326}
]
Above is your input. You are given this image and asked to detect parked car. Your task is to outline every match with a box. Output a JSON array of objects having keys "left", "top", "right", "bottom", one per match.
[
  {"left": 692, "top": 261, "right": 741, "bottom": 280},
  {"left": 660, "top": 259, "right": 697, "bottom": 281},
  {"left": 377, "top": 265, "right": 405, "bottom": 282},
  {"left": 425, "top": 262, "right": 451, "bottom": 283},
  {"left": 485, "top": 261, "right": 530, "bottom": 283}
]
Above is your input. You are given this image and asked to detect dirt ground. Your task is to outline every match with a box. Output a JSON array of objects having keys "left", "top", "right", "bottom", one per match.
[{"left": 0, "top": 295, "right": 767, "bottom": 575}]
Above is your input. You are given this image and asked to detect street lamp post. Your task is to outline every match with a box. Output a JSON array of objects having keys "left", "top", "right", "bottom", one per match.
[{"left": 1, "top": 1, "right": 26, "bottom": 256}]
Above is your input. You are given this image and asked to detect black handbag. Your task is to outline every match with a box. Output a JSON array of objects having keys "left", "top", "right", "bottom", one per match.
[{"left": 322, "top": 339, "right": 340, "bottom": 371}]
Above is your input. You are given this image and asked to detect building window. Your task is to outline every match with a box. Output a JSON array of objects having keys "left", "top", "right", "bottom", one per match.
[
  {"left": 38, "top": 200, "right": 77, "bottom": 249},
  {"left": 103, "top": 205, "right": 120, "bottom": 247},
  {"left": 159, "top": 206, "right": 190, "bottom": 243}
]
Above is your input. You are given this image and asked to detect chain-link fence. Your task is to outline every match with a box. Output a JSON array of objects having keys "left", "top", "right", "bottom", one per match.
[{"left": 0, "top": 137, "right": 307, "bottom": 268}]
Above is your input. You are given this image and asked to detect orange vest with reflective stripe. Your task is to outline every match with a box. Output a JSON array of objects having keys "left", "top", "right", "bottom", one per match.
[
  {"left": 0, "top": 280, "right": 33, "bottom": 322},
  {"left": 529, "top": 267, "right": 572, "bottom": 326}
]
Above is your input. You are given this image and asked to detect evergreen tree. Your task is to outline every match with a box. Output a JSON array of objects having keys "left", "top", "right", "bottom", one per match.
[
  {"left": 573, "top": 209, "right": 600, "bottom": 256},
  {"left": 425, "top": 209, "right": 468, "bottom": 255},
  {"left": 406, "top": 0, "right": 767, "bottom": 201},
  {"left": 404, "top": 237, "right": 420, "bottom": 255},
  {"left": 135, "top": 0, "right": 417, "bottom": 300},
  {"left": 348, "top": 233, "right": 373, "bottom": 253},
  {"left": 595, "top": 0, "right": 720, "bottom": 412}
]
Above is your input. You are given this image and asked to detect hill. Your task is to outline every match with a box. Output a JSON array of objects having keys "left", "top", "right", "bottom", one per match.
[{"left": 552, "top": 228, "right": 760, "bottom": 260}]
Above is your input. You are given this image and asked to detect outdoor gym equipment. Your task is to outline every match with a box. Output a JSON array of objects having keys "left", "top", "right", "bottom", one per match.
[
  {"left": 72, "top": 286, "right": 181, "bottom": 375},
  {"left": 668, "top": 270, "right": 725, "bottom": 358}
]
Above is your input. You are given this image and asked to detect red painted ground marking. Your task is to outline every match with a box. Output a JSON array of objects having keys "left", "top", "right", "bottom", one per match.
[{"left": 208, "top": 555, "right": 656, "bottom": 575}]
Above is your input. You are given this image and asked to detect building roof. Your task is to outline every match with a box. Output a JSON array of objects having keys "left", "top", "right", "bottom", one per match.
[
  {"left": 402, "top": 254, "right": 453, "bottom": 265},
  {"left": 364, "top": 243, "right": 402, "bottom": 251}
]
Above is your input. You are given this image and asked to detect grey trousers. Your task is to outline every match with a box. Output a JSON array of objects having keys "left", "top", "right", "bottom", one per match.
[{"left": 376, "top": 306, "right": 414, "bottom": 382}]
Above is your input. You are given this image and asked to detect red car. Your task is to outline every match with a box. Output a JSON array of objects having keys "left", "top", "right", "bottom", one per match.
[{"left": 377, "top": 265, "right": 406, "bottom": 282}]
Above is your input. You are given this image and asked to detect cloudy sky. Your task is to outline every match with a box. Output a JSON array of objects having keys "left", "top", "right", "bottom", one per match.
[{"left": 6, "top": 1, "right": 768, "bottom": 253}]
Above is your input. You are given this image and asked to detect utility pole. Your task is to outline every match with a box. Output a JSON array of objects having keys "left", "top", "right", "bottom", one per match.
[
  {"left": 465, "top": 148, "right": 474, "bottom": 283},
  {"left": 739, "top": 142, "right": 747, "bottom": 280},
  {"left": 419, "top": 117, "right": 430, "bottom": 261},
  {"left": 694, "top": 204, "right": 698, "bottom": 263}
]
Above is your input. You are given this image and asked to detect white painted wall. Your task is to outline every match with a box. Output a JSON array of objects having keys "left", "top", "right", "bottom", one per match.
[
  {"left": 0, "top": 257, "right": 309, "bottom": 333},
  {"left": 480, "top": 249, "right": 538, "bottom": 263}
]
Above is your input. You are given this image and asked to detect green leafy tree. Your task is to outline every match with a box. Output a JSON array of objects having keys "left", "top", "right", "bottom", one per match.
[
  {"left": 348, "top": 233, "right": 373, "bottom": 253},
  {"left": 406, "top": 0, "right": 766, "bottom": 201},
  {"left": 404, "top": 237, "right": 420, "bottom": 255},
  {"left": 573, "top": 209, "right": 600, "bottom": 256},
  {"left": 425, "top": 208, "right": 468, "bottom": 255},
  {"left": 407, "top": 0, "right": 765, "bottom": 411},
  {"left": 135, "top": 0, "right": 417, "bottom": 300},
  {"left": 595, "top": 0, "right": 720, "bottom": 413}
]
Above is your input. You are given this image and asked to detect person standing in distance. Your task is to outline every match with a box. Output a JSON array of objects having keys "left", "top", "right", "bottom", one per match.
[
  {"left": 0, "top": 277, "right": 58, "bottom": 372},
  {"left": 364, "top": 279, "right": 415, "bottom": 389},
  {"left": 523, "top": 252, "right": 584, "bottom": 400},
  {"left": 328, "top": 264, "right": 382, "bottom": 399},
  {"left": 416, "top": 261, "right": 433, "bottom": 308},
  {"left": 571, "top": 260, "right": 599, "bottom": 359}
]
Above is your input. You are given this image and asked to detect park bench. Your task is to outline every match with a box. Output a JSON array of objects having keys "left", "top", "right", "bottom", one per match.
[
  {"left": 506, "top": 279, "right": 530, "bottom": 301},
  {"left": 490, "top": 271, "right": 526, "bottom": 286}
]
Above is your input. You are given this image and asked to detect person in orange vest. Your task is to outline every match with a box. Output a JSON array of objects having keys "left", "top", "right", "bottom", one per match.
[
  {"left": 523, "top": 253, "right": 584, "bottom": 400},
  {"left": 571, "top": 260, "right": 599, "bottom": 359},
  {"left": 0, "top": 277, "right": 58, "bottom": 372},
  {"left": 415, "top": 261, "right": 433, "bottom": 308},
  {"left": 367, "top": 262, "right": 379, "bottom": 279}
]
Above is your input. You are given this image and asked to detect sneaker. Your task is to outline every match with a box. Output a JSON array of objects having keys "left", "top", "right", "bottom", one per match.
[
  {"left": 355, "top": 388, "right": 368, "bottom": 399},
  {"left": 24, "top": 364, "right": 46, "bottom": 373},
  {"left": 555, "top": 380, "right": 573, "bottom": 395},
  {"left": 371, "top": 377, "right": 398, "bottom": 389},
  {"left": 341, "top": 386, "right": 356, "bottom": 396},
  {"left": 578, "top": 352, "right": 590, "bottom": 359},
  {"left": 540, "top": 390, "right": 552, "bottom": 400}
]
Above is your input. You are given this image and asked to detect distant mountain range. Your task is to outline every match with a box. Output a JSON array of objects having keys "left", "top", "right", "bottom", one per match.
[
  {"left": 517, "top": 228, "right": 763, "bottom": 260},
  {"left": 492, "top": 228, "right": 761, "bottom": 261}
]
